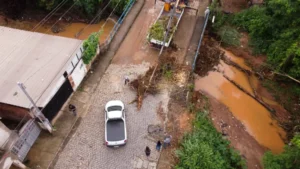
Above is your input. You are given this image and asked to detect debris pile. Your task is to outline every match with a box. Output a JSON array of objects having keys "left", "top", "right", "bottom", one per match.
[
  {"left": 148, "top": 16, "right": 178, "bottom": 41},
  {"left": 194, "top": 38, "right": 224, "bottom": 76},
  {"left": 130, "top": 55, "right": 177, "bottom": 110}
]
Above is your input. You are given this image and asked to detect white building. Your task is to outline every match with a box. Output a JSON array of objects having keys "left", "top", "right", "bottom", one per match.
[
  {"left": 0, "top": 26, "right": 88, "bottom": 121},
  {"left": 0, "top": 26, "right": 93, "bottom": 167}
]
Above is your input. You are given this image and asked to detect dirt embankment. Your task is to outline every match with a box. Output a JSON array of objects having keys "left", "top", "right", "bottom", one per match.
[
  {"left": 202, "top": 92, "right": 266, "bottom": 169},
  {"left": 225, "top": 32, "right": 296, "bottom": 136},
  {"left": 192, "top": 36, "right": 289, "bottom": 168},
  {"left": 194, "top": 37, "right": 223, "bottom": 76}
]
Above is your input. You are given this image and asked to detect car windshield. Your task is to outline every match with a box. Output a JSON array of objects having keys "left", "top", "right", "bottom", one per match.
[{"left": 107, "top": 106, "right": 122, "bottom": 112}]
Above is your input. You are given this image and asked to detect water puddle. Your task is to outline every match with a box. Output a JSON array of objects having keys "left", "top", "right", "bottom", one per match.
[
  {"left": 36, "top": 20, "right": 115, "bottom": 43},
  {"left": 195, "top": 50, "right": 286, "bottom": 153}
]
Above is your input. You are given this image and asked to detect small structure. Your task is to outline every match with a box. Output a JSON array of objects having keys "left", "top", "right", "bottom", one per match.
[
  {"left": 0, "top": 26, "right": 89, "bottom": 122},
  {"left": 0, "top": 26, "right": 97, "bottom": 165},
  {"left": 0, "top": 121, "right": 27, "bottom": 169}
]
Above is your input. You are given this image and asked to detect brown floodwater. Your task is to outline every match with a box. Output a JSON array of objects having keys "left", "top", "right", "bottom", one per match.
[
  {"left": 0, "top": 16, "right": 115, "bottom": 43},
  {"left": 35, "top": 20, "right": 115, "bottom": 43},
  {"left": 195, "top": 50, "right": 286, "bottom": 153}
]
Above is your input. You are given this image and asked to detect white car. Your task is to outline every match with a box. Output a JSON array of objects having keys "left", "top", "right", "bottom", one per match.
[{"left": 105, "top": 100, "right": 127, "bottom": 147}]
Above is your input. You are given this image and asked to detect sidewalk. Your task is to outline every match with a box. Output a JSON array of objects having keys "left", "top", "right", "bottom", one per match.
[
  {"left": 185, "top": 0, "right": 210, "bottom": 67},
  {"left": 25, "top": 0, "right": 145, "bottom": 168}
]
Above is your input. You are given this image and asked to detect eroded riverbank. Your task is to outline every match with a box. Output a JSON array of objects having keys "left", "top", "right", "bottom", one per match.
[{"left": 195, "top": 49, "right": 286, "bottom": 153}]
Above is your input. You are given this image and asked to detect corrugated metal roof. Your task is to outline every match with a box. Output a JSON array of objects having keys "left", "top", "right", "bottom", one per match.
[{"left": 0, "top": 26, "right": 82, "bottom": 108}]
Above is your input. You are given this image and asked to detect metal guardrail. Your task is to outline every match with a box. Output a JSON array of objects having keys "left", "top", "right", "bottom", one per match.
[
  {"left": 192, "top": 8, "right": 210, "bottom": 71},
  {"left": 102, "top": 0, "right": 136, "bottom": 47}
]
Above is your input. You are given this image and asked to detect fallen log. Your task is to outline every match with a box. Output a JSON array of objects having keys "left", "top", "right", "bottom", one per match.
[
  {"left": 221, "top": 55, "right": 252, "bottom": 75},
  {"left": 273, "top": 71, "right": 300, "bottom": 84},
  {"left": 223, "top": 75, "right": 275, "bottom": 113}
]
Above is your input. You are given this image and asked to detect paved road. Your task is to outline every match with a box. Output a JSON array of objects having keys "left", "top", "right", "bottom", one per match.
[
  {"left": 112, "top": 0, "right": 164, "bottom": 65},
  {"left": 54, "top": 1, "right": 168, "bottom": 169},
  {"left": 54, "top": 64, "right": 168, "bottom": 169}
]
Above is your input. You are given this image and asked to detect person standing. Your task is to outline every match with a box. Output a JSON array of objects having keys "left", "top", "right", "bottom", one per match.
[
  {"left": 124, "top": 76, "right": 130, "bottom": 85},
  {"left": 156, "top": 141, "right": 162, "bottom": 151},
  {"left": 69, "top": 104, "right": 77, "bottom": 116},
  {"left": 145, "top": 146, "right": 151, "bottom": 159},
  {"left": 163, "top": 135, "right": 172, "bottom": 148}
]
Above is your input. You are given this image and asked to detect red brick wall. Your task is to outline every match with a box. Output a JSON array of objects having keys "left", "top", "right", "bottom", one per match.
[{"left": 0, "top": 103, "right": 31, "bottom": 122}]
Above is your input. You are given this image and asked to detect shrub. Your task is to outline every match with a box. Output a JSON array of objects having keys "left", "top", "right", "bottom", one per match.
[
  {"left": 109, "top": 0, "right": 131, "bottom": 15},
  {"left": 263, "top": 135, "right": 300, "bottom": 169},
  {"left": 175, "top": 111, "right": 246, "bottom": 169},
  {"left": 82, "top": 32, "right": 99, "bottom": 64}
]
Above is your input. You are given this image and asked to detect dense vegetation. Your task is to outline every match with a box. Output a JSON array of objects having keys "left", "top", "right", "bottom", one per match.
[
  {"left": 2, "top": 0, "right": 130, "bottom": 19},
  {"left": 211, "top": 0, "right": 300, "bottom": 78},
  {"left": 233, "top": 0, "right": 300, "bottom": 79},
  {"left": 38, "top": 0, "right": 130, "bottom": 17},
  {"left": 263, "top": 135, "right": 300, "bottom": 169},
  {"left": 211, "top": 0, "right": 300, "bottom": 79},
  {"left": 82, "top": 32, "right": 99, "bottom": 64},
  {"left": 109, "top": 0, "right": 130, "bottom": 15},
  {"left": 209, "top": 1, "right": 300, "bottom": 167},
  {"left": 175, "top": 111, "right": 246, "bottom": 169}
]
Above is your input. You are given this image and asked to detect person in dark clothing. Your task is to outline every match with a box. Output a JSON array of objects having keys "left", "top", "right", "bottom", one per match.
[
  {"left": 69, "top": 104, "right": 77, "bottom": 116},
  {"left": 124, "top": 76, "right": 130, "bottom": 85},
  {"left": 145, "top": 146, "right": 151, "bottom": 158},
  {"left": 156, "top": 141, "right": 162, "bottom": 151}
]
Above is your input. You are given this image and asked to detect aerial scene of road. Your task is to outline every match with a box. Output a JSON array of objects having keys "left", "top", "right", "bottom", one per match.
[{"left": 0, "top": 0, "right": 299, "bottom": 169}]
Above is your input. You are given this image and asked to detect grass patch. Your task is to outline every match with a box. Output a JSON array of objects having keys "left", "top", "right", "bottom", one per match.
[
  {"left": 175, "top": 110, "right": 246, "bottom": 169},
  {"left": 217, "top": 25, "right": 241, "bottom": 47}
]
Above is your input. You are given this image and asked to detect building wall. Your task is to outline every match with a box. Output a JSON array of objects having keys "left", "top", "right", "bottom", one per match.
[
  {"left": 0, "top": 103, "right": 31, "bottom": 122},
  {"left": 40, "top": 44, "right": 84, "bottom": 107}
]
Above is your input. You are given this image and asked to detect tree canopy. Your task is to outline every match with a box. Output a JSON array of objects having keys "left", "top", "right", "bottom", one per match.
[
  {"left": 263, "top": 135, "right": 300, "bottom": 169},
  {"left": 38, "top": 0, "right": 102, "bottom": 17},
  {"left": 232, "top": 0, "right": 300, "bottom": 78}
]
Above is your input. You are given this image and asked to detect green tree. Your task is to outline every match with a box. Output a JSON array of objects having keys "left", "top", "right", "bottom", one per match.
[
  {"left": 74, "top": 0, "right": 102, "bottom": 17},
  {"left": 37, "top": 0, "right": 102, "bottom": 17},
  {"left": 37, "top": 0, "right": 63, "bottom": 11},
  {"left": 82, "top": 32, "right": 99, "bottom": 64},
  {"left": 109, "top": 0, "right": 130, "bottom": 15},
  {"left": 263, "top": 135, "right": 300, "bottom": 169},
  {"left": 232, "top": 0, "right": 300, "bottom": 78}
]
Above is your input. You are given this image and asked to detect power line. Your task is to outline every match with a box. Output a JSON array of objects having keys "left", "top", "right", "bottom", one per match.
[
  {"left": 1, "top": 1, "right": 78, "bottom": 82},
  {"left": 99, "top": 0, "right": 122, "bottom": 31},
  {"left": 33, "top": 0, "right": 116, "bottom": 108},
  {"left": 31, "top": 0, "right": 69, "bottom": 32},
  {"left": 76, "top": 0, "right": 114, "bottom": 37},
  {"left": 0, "top": 0, "right": 69, "bottom": 69}
]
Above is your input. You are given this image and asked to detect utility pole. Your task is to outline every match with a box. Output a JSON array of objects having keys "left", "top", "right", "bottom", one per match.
[
  {"left": 17, "top": 82, "right": 53, "bottom": 133},
  {"left": 159, "top": 0, "right": 180, "bottom": 56}
]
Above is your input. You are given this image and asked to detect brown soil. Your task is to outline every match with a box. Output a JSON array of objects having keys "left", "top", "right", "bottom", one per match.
[
  {"left": 226, "top": 33, "right": 267, "bottom": 69},
  {"left": 157, "top": 87, "right": 194, "bottom": 169},
  {"left": 203, "top": 92, "right": 266, "bottom": 169},
  {"left": 194, "top": 37, "right": 223, "bottom": 76}
]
